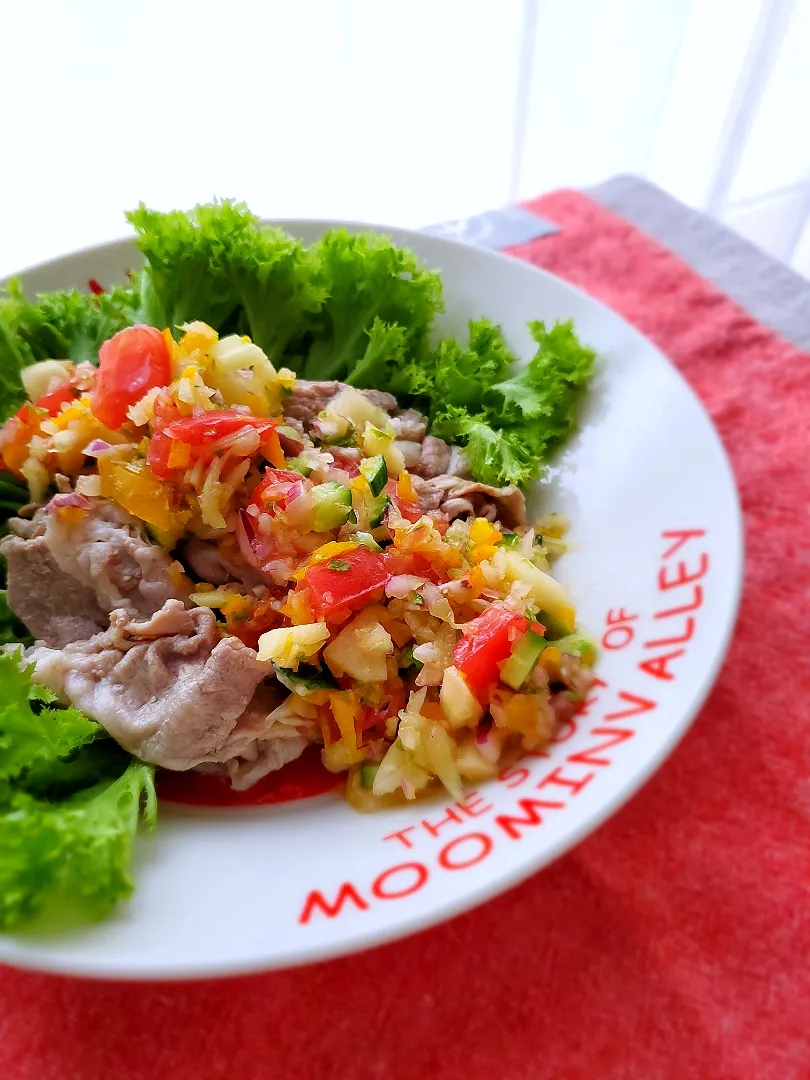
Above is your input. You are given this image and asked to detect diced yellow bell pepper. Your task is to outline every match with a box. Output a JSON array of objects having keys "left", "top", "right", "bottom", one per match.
[
  {"left": 98, "top": 456, "right": 188, "bottom": 535},
  {"left": 469, "top": 543, "right": 499, "bottom": 564},
  {"left": 469, "top": 518, "right": 502, "bottom": 546}
]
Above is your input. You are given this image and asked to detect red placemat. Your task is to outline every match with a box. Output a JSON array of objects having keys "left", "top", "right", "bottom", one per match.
[{"left": 2, "top": 191, "right": 809, "bottom": 1080}]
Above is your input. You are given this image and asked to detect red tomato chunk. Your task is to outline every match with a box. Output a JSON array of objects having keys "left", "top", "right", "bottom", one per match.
[
  {"left": 301, "top": 547, "right": 389, "bottom": 621},
  {"left": 91, "top": 325, "right": 172, "bottom": 430},
  {"left": 453, "top": 605, "right": 529, "bottom": 699}
]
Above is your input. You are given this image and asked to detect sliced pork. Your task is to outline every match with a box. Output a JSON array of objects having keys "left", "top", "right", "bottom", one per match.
[
  {"left": 40, "top": 495, "right": 192, "bottom": 616},
  {"left": 25, "top": 600, "right": 308, "bottom": 777},
  {"left": 1, "top": 495, "right": 193, "bottom": 646},
  {"left": 412, "top": 474, "right": 527, "bottom": 528},
  {"left": 182, "top": 536, "right": 264, "bottom": 588},
  {"left": 1, "top": 532, "right": 108, "bottom": 646},
  {"left": 411, "top": 434, "right": 452, "bottom": 479}
]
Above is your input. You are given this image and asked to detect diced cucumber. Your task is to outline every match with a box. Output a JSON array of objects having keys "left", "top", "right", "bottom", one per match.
[
  {"left": 360, "top": 762, "right": 379, "bottom": 789},
  {"left": 359, "top": 454, "right": 388, "bottom": 496},
  {"left": 355, "top": 531, "right": 383, "bottom": 552},
  {"left": 500, "top": 629, "right": 547, "bottom": 690},
  {"left": 500, "top": 532, "right": 521, "bottom": 549},
  {"left": 553, "top": 634, "right": 597, "bottom": 666},
  {"left": 311, "top": 482, "right": 352, "bottom": 531},
  {"left": 286, "top": 456, "right": 313, "bottom": 477},
  {"left": 368, "top": 492, "right": 390, "bottom": 528},
  {"left": 273, "top": 663, "right": 338, "bottom": 697}
]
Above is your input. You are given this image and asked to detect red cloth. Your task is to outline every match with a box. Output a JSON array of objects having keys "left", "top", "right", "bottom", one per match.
[{"left": 2, "top": 191, "right": 809, "bottom": 1080}]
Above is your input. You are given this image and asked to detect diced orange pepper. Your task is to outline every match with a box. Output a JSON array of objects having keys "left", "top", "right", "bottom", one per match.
[
  {"left": 468, "top": 565, "right": 486, "bottom": 597},
  {"left": 328, "top": 691, "right": 365, "bottom": 762},
  {"left": 167, "top": 440, "right": 192, "bottom": 469},
  {"left": 222, "top": 594, "right": 252, "bottom": 619},
  {"left": 263, "top": 431, "right": 286, "bottom": 468},
  {"left": 317, "top": 705, "right": 339, "bottom": 747},
  {"left": 469, "top": 543, "right": 498, "bottom": 564},
  {"left": 397, "top": 470, "right": 417, "bottom": 503},
  {"left": 469, "top": 518, "right": 501, "bottom": 545},
  {"left": 540, "top": 646, "right": 562, "bottom": 677},
  {"left": 279, "top": 589, "right": 315, "bottom": 624}
]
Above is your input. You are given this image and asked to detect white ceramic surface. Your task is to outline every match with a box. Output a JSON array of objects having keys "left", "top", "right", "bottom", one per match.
[{"left": 0, "top": 222, "right": 743, "bottom": 978}]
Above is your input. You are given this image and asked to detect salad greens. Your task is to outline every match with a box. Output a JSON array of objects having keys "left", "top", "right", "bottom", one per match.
[
  {"left": 0, "top": 199, "right": 595, "bottom": 488},
  {"left": 0, "top": 652, "right": 155, "bottom": 929}
]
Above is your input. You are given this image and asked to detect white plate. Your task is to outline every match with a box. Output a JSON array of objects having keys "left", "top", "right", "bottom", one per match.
[{"left": 0, "top": 222, "right": 743, "bottom": 979}]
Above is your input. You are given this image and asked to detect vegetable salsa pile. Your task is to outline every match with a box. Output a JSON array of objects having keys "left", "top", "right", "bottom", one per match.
[{"left": 0, "top": 200, "right": 596, "bottom": 927}]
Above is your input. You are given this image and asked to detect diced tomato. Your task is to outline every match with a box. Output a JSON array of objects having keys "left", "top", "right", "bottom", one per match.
[
  {"left": 380, "top": 548, "right": 443, "bottom": 583},
  {"left": 36, "top": 382, "right": 80, "bottom": 416},
  {"left": 162, "top": 410, "right": 278, "bottom": 446},
  {"left": 248, "top": 467, "right": 304, "bottom": 513},
  {"left": 453, "top": 605, "right": 529, "bottom": 700},
  {"left": 148, "top": 410, "right": 279, "bottom": 479},
  {"left": 385, "top": 479, "right": 421, "bottom": 523},
  {"left": 87, "top": 278, "right": 105, "bottom": 296},
  {"left": 91, "top": 325, "right": 172, "bottom": 430},
  {"left": 0, "top": 378, "right": 83, "bottom": 473},
  {"left": 329, "top": 450, "right": 361, "bottom": 477},
  {"left": 300, "top": 546, "right": 389, "bottom": 622},
  {"left": 0, "top": 382, "right": 79, "bottom": 473},
  {"left": 156, "top": 745, "right": 339, "bottom": 806}
]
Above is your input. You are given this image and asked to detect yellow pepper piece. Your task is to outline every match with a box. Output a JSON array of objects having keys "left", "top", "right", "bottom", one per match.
[
  {"left": 328, "top": 691, "right": 365, "bottom": 762},
  {"left": 222, "top": 594, "right": 253, "bottom": 619},
  {"left": 167, "top": 440, "right": 192, "bottom": 469},
  {"left": 468, "top": 566, "right": 486, "bottom": 597},
  {"left": 291, "top": 541, "right": 359, "bottom": 581},
  {"left": 279, "top": 590, "right": 315, "bottom": 624},
  {"left": 264, "top": 430, "right": 285, "bottom": 468},
  {"left": 469, "top": 517, "right": 502, "bottom": 545},
  {"left": 397, "top": 470, "right": 416, "bottom": 503},
  {"left": 540, "top": 646, "right": 562, "bottom": 677},
  {"left": 98, "top": 456, "right": 187, "bottom": 535},
  {"left": 469, "top": 543, "right": 499, "bottom": 565}
]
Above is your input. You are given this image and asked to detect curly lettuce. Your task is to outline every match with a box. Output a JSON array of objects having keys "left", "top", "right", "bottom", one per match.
[
  {"left": 0, "top": 652, "right": 156, "bottom": 930},
  {"left": 0, "top": 279, "right": 139, "bottom": 421},
  {"left": 3, "top": 199, "right": 595, "bottom": 492}
]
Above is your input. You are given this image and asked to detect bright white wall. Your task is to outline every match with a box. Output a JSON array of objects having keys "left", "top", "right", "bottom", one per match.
[{"left": 2, "top": 0, "right": 808, "bottom": 278}]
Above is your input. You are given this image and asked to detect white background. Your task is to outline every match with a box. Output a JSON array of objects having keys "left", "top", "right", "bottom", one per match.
[{"left": 2, "top": 0, "right": 808, "bottom": 278}]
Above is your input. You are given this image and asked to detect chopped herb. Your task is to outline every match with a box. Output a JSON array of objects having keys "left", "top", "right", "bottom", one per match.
[
  {"left": 535, "top": 535, "right": 544, "bottom": 545},
  {"left": 400, "top": 645, "right": 423, "bottom": 672},
  {"left": 501, "top": 532, "right": 521, "bottom": 548},
  {"left": 412, "top": 592, "right": 424, "bottom": 606},
  {"left": 327, "top": 559, "right": 351, "bottom": 571}
]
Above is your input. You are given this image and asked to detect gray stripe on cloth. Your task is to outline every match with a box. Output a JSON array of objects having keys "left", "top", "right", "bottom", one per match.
[
  {"left": 587, "top": 174, "right": 810, "bottom": 353},
  {"left": 424, "top": 206, "right": 558, "bottom": 250}
]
